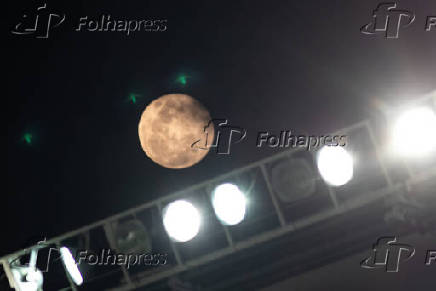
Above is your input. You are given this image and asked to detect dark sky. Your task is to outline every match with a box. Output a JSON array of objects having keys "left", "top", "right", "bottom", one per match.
[
  {"left": 5, "top": 0, "right": 436, "bottom": 258},
  {"left": 263, "top": 233, "right": 436, "bottom": 291}
]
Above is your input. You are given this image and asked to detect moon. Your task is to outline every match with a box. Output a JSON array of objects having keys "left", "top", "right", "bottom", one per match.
[{"left": 138, "top": 94, "right": 214, "bottom": 169}]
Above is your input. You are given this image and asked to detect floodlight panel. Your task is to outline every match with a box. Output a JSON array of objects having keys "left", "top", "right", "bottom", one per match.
[
  {"left": 60, "top": 247, "right": 83, "bottom": 286},
  {"left": 392, "top": 107, "right": 436, "bottom": 157},
  {"left": 212, "top": 183, "right": 246, "bottom": 225},
  {"left": 317, "top": 146, "right": 354, "bottom": 186},
  {"left": 163, "top": 200, "right": 201, "bottom": 242}
]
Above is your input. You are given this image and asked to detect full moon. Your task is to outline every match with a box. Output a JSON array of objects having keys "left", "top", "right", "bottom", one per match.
[{"left": 138, "top": 94, "right": 214, "bottom": 169}]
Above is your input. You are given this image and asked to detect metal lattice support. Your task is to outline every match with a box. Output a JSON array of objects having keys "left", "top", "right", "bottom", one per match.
[{"left": 2, "top": 91, "right": 436, "bottom": 290}]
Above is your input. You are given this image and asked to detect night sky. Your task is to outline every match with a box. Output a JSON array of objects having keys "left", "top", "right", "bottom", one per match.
[{"left": 5, "top": 0, "right": 435, "bottom": 262}]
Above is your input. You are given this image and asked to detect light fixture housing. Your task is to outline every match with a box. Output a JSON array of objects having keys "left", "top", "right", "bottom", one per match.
[
  {"left": 114, "top": 219, "right": 152, "bottom": 254},
  {"left": 271, "top": 158, "right": 316, "bottom": 203}
]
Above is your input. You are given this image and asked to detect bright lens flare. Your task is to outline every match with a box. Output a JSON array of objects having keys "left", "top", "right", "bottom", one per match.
[
  {"left": 392, "top": 107, "right": 436, "bottom": 157},
  {"left": 212, "top": 183, "right": 246, "bottom": 225},
  {"left": 317, "top": 146, "right": 354, "bottom": 186},
  {"left": 163, "top": 200, "right": 201, "bottom": 242},
  {"left": 60, "top": 247, "right": 83, "bottom": 286}
]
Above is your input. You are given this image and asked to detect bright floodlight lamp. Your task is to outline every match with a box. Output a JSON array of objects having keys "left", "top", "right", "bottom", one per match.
[
  {"left": 212, "top": 183, "right": 246, "bottom": 225},
  {"left": 317, "top": 146, "right": 354, "bottom": 186},
  {"left": 392, "top": 107, "right": 436, "bottom": 158},
  {"left": 60, "top": 247, "right": 83, "bottom": 286},
  {"left": 163, "top": 200, "right": 201, "bottom": 242}
]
